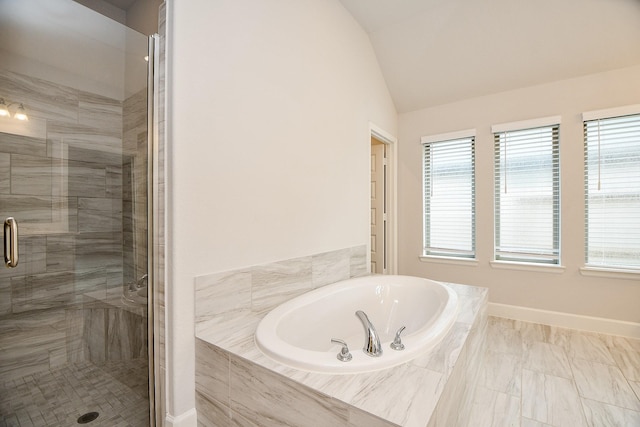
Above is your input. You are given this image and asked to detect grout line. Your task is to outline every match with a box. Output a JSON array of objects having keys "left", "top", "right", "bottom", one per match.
[{"left": 566, "top": 348, "right": 591, "bottom": 426}]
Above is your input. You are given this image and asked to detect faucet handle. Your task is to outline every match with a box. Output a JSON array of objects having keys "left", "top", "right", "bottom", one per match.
[
  {"left": 331, "top": 338, "right": 353, "bottom": 362},
  {"left": 390, "top": 326, "right": 406, "bottom": 351}
]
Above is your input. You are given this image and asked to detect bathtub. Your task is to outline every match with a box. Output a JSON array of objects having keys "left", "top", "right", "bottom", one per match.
[{"left": 255, "top": 275, "right": 459, "bottom": 374}]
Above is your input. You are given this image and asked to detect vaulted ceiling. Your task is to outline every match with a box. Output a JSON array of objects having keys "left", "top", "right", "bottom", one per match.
[
  {"left": 8, "top": 0, "right": 640, "bottom": 113},
  {"left": 338, "top": 0, "right": 640, "bottom": 113}
]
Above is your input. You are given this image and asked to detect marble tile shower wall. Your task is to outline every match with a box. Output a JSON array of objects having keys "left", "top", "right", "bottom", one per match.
[
  {"left": 123, "top": 87, "right": 149, "bottom": 285},
  {"left": 0, "top": 69, "right": 146, "bottom": 380}
]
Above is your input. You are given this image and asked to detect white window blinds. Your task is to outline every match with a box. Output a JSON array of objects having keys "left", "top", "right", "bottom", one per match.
[
  {"left": 584, "top": 113, "right": 640, "bottom": 269},
  {"left": 422, "top": 135, "right": 475, "bottom": 258},
  {"left": 493, "top": 124, "right": 560, "bottom": 264}
]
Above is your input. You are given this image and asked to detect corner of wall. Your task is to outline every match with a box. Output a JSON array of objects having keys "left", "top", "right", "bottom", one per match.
[{"left": 165, "top": 408, "right": 197, "bottom": 427}]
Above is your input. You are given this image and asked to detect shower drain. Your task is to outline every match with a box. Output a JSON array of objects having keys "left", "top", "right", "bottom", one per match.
[{"left": 77, "top": 412, "right": 100, "bottom": 424}]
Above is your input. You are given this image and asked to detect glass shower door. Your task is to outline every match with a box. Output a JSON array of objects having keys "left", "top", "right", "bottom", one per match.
[{"left": 0, "top": 1, "right": 152, "bottom": 425}]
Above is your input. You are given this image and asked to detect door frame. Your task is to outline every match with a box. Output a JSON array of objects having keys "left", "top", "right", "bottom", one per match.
[{"left": 369, "top": 122, "right": 397, "bottom": 275}]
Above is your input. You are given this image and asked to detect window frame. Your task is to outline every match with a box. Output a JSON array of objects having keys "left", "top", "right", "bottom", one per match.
[
  {"left": 421, "top": 129, "right": 476, "bottom": 260},
  {"left": 492, "top": 116, "right": 562, "bottom": 266},
  {"left": 582, "top": 105, "right": 640, "bottom": 272}
]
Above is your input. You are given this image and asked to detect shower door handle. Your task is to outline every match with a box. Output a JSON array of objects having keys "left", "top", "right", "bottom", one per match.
[{"left": 4, "top": 217, "right": 18, "bottom": 268}]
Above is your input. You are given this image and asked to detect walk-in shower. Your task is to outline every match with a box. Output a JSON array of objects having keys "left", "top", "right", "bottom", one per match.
[{"left": 0, "top": 1, "right": 157, "bottom": 425}]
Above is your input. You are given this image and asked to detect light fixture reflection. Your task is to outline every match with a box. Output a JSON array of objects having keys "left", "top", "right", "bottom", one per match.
[
  {"left": 14, "top": 104, "right": 28, "bottom": 121},
  {"left": 0, "top": 98, "right": 29, "bottom": 121},
  {"left": 0, "top": 99, "right": 9, "bottom": 117}
]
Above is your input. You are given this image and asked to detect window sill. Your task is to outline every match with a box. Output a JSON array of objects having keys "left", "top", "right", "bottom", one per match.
[
  {"left": 419, "top": 255, "right": 478, "bottom": 266},
  {"left": 490, "top": 260, "right": 565, "bottom": 274},
  {"left": 580, "top": 266, "right": 640, "bottom": 281}
]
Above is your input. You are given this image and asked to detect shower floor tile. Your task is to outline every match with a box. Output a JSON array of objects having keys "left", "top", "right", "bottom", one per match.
[{"left": 0, "top": 360, "right": 149, "bottom": 427}]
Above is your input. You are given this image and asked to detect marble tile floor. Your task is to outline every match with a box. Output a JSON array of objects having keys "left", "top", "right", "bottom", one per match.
[
  {"left": 0, "top": 360, "right": 149, "bottom": 427},
  {"left": 468, "top": 316, "right": 640, "bottom": 427}
]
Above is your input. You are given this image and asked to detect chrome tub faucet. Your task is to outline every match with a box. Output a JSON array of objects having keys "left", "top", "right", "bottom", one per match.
[{"left": 355, "top": 310, "right": 383, "bottom": 357}]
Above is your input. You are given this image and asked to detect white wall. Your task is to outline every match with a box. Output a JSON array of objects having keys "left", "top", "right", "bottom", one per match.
[
  {"left": 398, "top": 64, "right": 640, "bottom": 324},
  {"left": 166, "top": 0, "right": 396, "bottom": 422}
]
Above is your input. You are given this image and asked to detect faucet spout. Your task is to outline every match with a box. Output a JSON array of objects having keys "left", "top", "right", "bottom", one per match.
[{"left": 355, "top": 310, "right": 383, "bottom": 357}]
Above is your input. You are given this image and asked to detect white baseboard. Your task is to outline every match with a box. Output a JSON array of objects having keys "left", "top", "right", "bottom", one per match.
[
  {"left": 165, "top": 408, "right": 197, "bottom": 427},
  {"left": 488, "top": 303, "right": 640, "bottom": 339}
]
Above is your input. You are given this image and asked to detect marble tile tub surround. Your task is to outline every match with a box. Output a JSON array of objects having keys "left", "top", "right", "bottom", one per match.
[
  {"left": 194, "top": 245, "right": 368, "bottom": 324},
  {"left": 194, "top": 253, "right": 488, "bottom": 427}
]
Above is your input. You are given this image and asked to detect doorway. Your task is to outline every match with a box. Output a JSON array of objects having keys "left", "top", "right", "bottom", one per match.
[
  {"left": 371, "top": 137, "right": 386, "bottom": 274},
  {"left": 369, "top": 125, "right": 397, "bottom": 275}
]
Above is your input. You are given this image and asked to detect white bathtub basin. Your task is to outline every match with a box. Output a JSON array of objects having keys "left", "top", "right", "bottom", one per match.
[{"left": 255, "top": 275, "right": 458, "bottom": 374}]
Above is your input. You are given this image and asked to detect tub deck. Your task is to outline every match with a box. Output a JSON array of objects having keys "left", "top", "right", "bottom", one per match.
[{"left": 195, "top": 282, "right": 488, "bottom": 427}]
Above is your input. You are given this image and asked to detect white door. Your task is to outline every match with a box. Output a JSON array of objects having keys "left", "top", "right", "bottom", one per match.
[{"left": 371, "top": 138, "right": 386, "bottom": 274}]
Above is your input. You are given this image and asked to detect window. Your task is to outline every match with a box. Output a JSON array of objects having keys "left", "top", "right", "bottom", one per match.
[
  {"left": 583, "top": 109, "right": 640, "bottom": 270},
  {"left": 493, "top": 118, "right": 560, "bottom": 264},
  {"left": 422, "top": 131, "right": 475, "bottom": 259}
]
